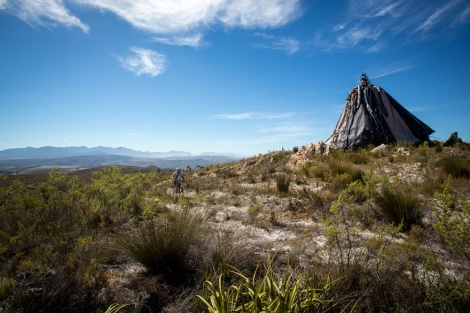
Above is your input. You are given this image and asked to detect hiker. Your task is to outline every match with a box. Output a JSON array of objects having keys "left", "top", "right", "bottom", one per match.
[{"left": 172, "top": 168, "right": 184, "bottom": 188}]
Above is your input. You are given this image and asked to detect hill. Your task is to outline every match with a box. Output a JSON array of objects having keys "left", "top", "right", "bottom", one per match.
[
  {"left": 1, "top": 141, "right": 469, "bottom": 312},
  {"left": 0, "top": 154, "right": 242, "bottom": 175},
  {"left": 0, "top": 146, "right": 246, "bottom": 159}
]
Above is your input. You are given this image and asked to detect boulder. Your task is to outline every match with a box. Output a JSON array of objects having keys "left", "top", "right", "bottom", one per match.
[
  {"left": 286, "top": 141, "right": 332, "bottom": 169},
  {"left": 443, "top": 132, "right": 464, "bottom": 147}
]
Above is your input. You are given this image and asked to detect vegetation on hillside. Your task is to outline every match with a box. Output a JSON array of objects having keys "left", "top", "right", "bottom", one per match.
[{"left": 0, "top": 143, "right": 470, "bottom": 312}]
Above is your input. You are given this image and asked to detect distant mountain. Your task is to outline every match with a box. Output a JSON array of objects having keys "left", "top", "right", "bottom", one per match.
[
  {"left": 0, "top": 146, "right": 193, "bottom": 159},
  {"left": 199, "top": 152, "right": 246, "bottom": 158},
  {"left": 0, "top": 146, "right": 245, "bottom": 174},
  {"left": 0, "top": 154, "right": 243, "bottom": 174}
]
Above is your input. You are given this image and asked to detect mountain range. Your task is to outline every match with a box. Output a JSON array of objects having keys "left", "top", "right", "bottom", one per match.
[
  {"left": 0, "top": 146, "right": 246, "bottom": 174},
  {"left": 0, "top": 146, "right": 245, "bottom": 159}
]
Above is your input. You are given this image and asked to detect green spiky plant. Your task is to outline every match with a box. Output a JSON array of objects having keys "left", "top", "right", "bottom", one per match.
[{"left": 117, "top": 208, "right": 204, "bottom": 273}]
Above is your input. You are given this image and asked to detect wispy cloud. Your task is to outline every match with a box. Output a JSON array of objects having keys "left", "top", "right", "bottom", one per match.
[
  {"left": 407, "top": 106, "right": 432, "bottom": 113},
  {"left": 153, "top": 33, "right": 204, "bottom": 48},
  {"left": 79, "top": 0, "right": 299, "bottom": 44},
  {"left": 1, "top": 0, "right": 89, "bottom": 33},
  {"left": 118, "top": 47, "right": 167, "bottom": 77},
  {"left": 365, "top": 60, "right": 417, "bottom": 79},
  {"left": 314, "top": 0, "right": 469, "bottom": 51},
  {"left": 0, "top": 142, "right": 16, "bottom": 149},
  {"left": 218, "top": 132, "right": 309, "bottom": 146},
  {"left": 215, "top": 113, "right": 312, "bottom": 146},
  {"left": 213, "top": 112, "right": 296, "bottom": 120},
  {"left": 255, "top": 33, "right": 300, "bottom": 54},
  {"left": 256, "top": 122, "right": 310, "bottom": 134},
  {"left": 414, "top": 0, "right": 460, "bottom": 33},
  {"left": 456, "top": 4, "right": 470, "bottom": 23},
  {"left": 2, "top": 0, "right": 302, "bottom": 46}
]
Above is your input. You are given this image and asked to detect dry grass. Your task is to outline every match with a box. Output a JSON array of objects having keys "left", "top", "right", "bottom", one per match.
[{"left": 2, "top": 144, "right": 470, "bottom": 312}]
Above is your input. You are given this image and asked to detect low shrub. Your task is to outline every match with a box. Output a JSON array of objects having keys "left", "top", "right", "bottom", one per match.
[
  {"left": 248, "top": 203, "right": 263, "bottom": 223},
  {"left": 276, "top": 175, "right": 290, "bottom": 194},
  {"left": 117, "top": 209, "right": 204, "bottom": 273},
  {"left": 442, "top": 156, "right": 470, "bottom": 178},
  {"left": 345, "top": 150, "right": 369, "bottom": 164},
  {"left": 433, "top": 178, "right": 470, "bottom": 262},
  {"left": 373, "top": 183, "right": 422, "bottom": 232},
  {"left": 330, "top": 161, "right": 364, "bottom": 182}
]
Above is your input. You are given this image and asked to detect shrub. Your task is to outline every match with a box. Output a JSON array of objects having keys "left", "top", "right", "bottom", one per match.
[
  {"left": 117, "top": 209, "right": 204, "bottom": 273},
  {"left": 330, "top": 161, "right": 364, "bottom": 182},
  {"left": 248, "top": 203, "right": 263, "bottom": 223},
  {"left": 276, "top": 175, "right": 290, "bottom": 194},
  {"left": 344, "top": 151, "right": 369, "bottom": 164},
  {"left": 442, "top": 156, "right": 470, "bottom": 178},
  {"left": 293, "top": 146, "right": 299, "bottom": 153},
  {"left": 433, "top": 177, "right": 470, "bottom": 262},
  {"left": 373, "top": 183, "right": 422, "bottom": 232},
  {"left": 197, "top": 259, "right": 346, "bottom": 313}
]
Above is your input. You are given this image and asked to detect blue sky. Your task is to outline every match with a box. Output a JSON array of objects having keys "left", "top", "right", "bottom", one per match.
[{"left": 1, "top": 0, "right": 469, "bottom": 157}]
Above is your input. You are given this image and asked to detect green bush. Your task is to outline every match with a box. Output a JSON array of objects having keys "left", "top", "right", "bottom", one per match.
[
  {"left": 293, "top": 146, "right": 299, "bottom": 153},
  {"left": 442, "top": 156, "right": 470, "bottom": 178},
  {"left": 117, "top": 209, "right": 204, "bottom": 273},
  {"left": 276, "top": 175, "right": 290, "bottom": 194},
  {"left": 330, "top": 161, "right": 364, "bottom": 182},
  {"left": 373, "top": 183, "right": 422, "bottom": 232},
  {"left": 433, "top": 177, "right": 470, "bottom": 262},
  {"left": 197, "top": 259, "right": 345, "bottom": 313},
  {"left": 344, "top": 151, "right": 369, "bottom": 164}
]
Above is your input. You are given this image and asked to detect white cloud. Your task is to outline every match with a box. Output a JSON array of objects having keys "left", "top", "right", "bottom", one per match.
[
  {"left": 407, "top": 106, "right": 431, "bottom": 113},
  {"left": 457, "top": 4, "right": 470, "bottom": 23},
  {"left": 1, "top": 0, "right": 89, "bottom": 32},
  {"left": 214, "top": 112, "right": 295, "bottom": 120},
  {"left": 74, "top": 0, "right": 300, "bottom": 41},
  {"left": 254, "top": 33, "right": 300, "bottom": 54},
  {"left": 367, "top": 63, "right": 416, "bottom": 79},
  {"left": 218, "top": 132, "right": 310, "bottom": 146},
  {"left": 256, "top": 122, "right": 310, "bottom": 134},
  {"left": 272, "top": 37, "right": 300, "bottom": 54},
  {"left": 3, "top": 0, "right": 301, "bottom": 45},
  {"left": 118, "top": 47, "right": 167, "bottom": 77},
  {"left": 214, "top": 112, "right": 256, "bottom": 120},
  {"left": 217, "top": 0, "right": 300, "bottom": 28},
  {"left": 153, "top": 33, "right": 204, "bottom": 48},
  {"left": 317, "top": 0, "right": 469, "bottom": 51},
  {"left": 414, "top": 0, "right": 460, "bottom": 33}
]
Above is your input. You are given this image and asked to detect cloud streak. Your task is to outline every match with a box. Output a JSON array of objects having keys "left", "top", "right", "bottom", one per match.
[
  {"left": 2, "top": 0, "right": 301, "bottom": 47},
  {"left": 88, "top": 0, "right": 301, "bottom": 47},
  {"left": 118, "top": 47, "right": 167, "bottom": 77},
  {"left": 254, "top": 33, "right": 300, "bottom": 54},
  {"left": 215, "top": 113, "right": 313, "bottom": 146},
  {"left": 314, "top": 0, "right": 470, "bottom": 52},
  {"left": 1, "top": 0, "right": 89, "bottom": 33},
  {"left": 213, "top": 112, "right": 296, "bottom": 120}
]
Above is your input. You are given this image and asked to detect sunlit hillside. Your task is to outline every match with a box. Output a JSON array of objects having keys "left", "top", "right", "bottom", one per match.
[{"left": 1, "top": 141, "right": 470, "bottom": 312}]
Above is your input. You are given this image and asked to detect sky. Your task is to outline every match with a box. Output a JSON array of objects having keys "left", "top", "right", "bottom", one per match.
[{"left": 1, "top": 0, "right": 469, "bottom": 157}]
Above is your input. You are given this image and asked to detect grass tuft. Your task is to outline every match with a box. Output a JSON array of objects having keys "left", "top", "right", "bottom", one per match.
[
  {"left": 373, "top": 183, "right": 422, "bottom": 232},
  {"left": 442, "top": 156, "right": 470, "bottom": 178},
  {"left": 117, "top": 209, "right": 203, "bottom": 273},
  {"left": 276, "top": 174, "right": 290, "bottom": 194}
]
